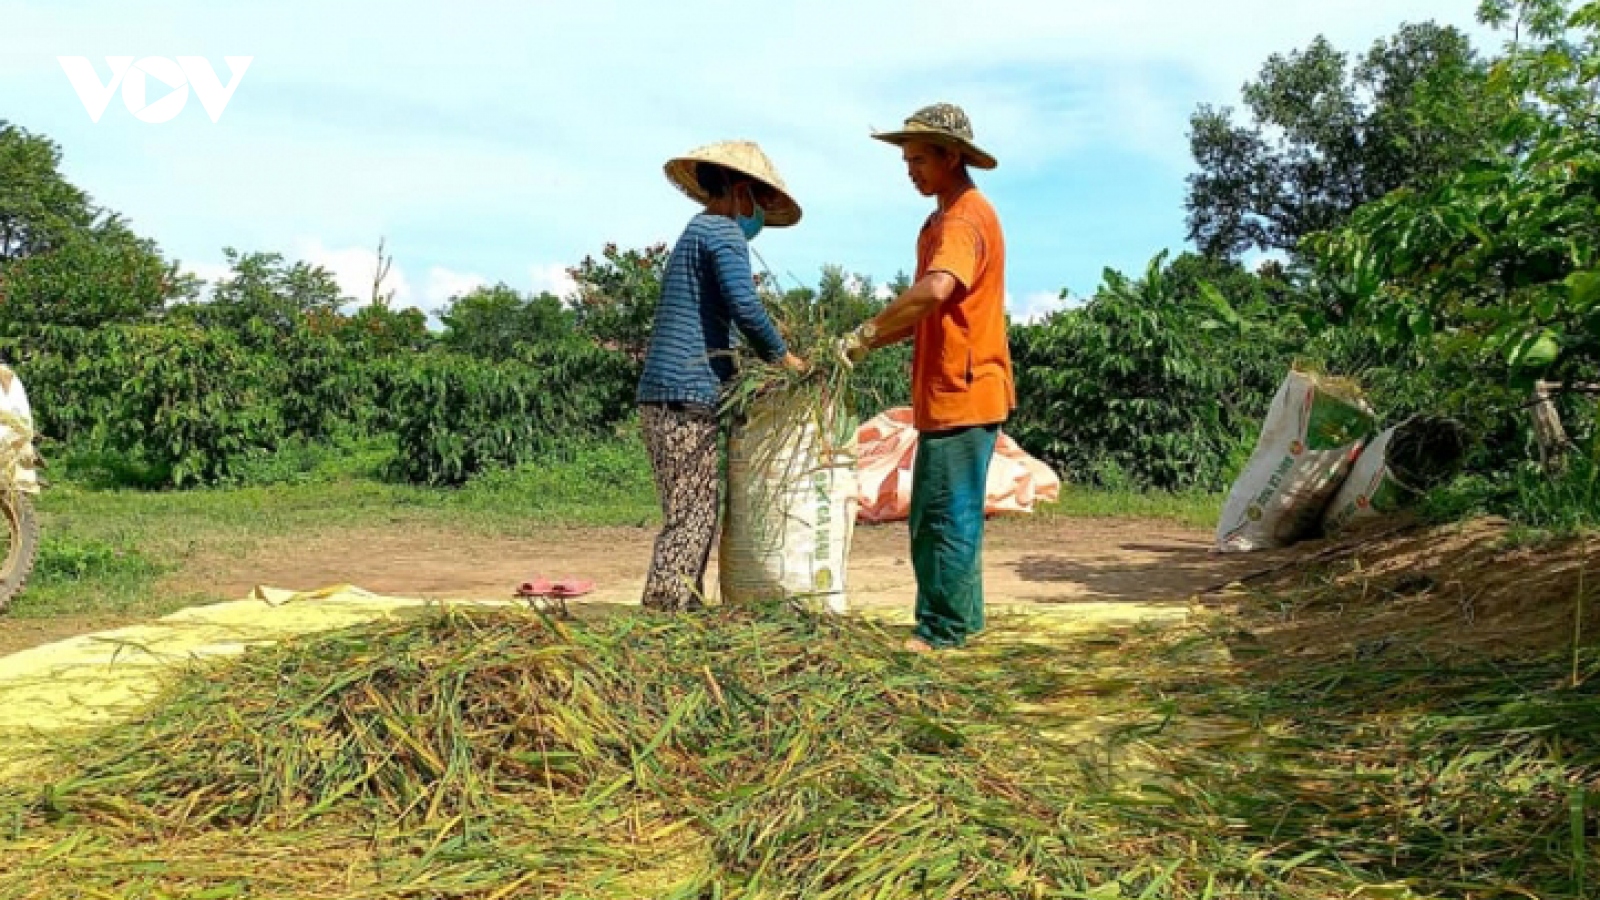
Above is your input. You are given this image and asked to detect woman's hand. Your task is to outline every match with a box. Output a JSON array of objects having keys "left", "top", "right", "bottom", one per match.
[{"left": 782, "top": 352, "right": 809, "bottom": 373}]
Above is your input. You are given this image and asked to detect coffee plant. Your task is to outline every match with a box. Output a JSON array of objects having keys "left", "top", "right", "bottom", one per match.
[
  {"left": 389, "top": 341, "right": 635, "bottom": 486},
  {"left": 5, "top": 325, "right": 289, "bottom": 486},
  {"left": 1008, "top": 252, "right": 1298, "bottom": 491}
]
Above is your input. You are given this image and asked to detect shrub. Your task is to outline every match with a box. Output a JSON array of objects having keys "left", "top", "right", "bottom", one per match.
[{"left": 389, "top": 342, "right": 635, "bottom": 486}]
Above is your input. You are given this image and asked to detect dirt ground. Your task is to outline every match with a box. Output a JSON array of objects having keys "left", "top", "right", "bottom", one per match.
[
  {"left": 0, "top": 515, "right": 1287, "bottom": 657},
  {"left": 164, "top": 515, "right": 1280, "bottom": 612},
  {"left": 3, "top": 512, "right": 1590, "bottom": 661}
]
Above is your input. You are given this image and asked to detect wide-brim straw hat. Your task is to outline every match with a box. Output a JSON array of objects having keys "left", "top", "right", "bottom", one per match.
[
  {"left": 663, "top": 139, "right": 803, "bottom": 227},
  {"left": 871, "top": 102, "right": 997, "bottom": 170}
]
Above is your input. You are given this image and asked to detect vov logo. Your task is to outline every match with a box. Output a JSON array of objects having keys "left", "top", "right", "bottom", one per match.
[{"left": 58, "top": 56, "right": 253, "bottom": 123}]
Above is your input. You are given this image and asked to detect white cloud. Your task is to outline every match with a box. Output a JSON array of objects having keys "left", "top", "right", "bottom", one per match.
[
  {"left": 178, "top": 260, "right": 235, "bottom": 299},
  {"left": 180, "top": 247, "right": 487, "bottom": 318},
  {"left": 423, "top": 267, "right": 488, "bottom": 311},
  {"left": 530, "top": 263, "right": 579, "bottom": 301},
  {"left": 1009, "top": 290, "right": 1079, "bottom": 324},
  {"left": 297, "top": 240, "right": 501, "bottom": 316},
  {"left": 1095, "top": 71, "right": 1196, "bottom": 171},
  {"left": 292, "top": 238, "right": 412, "bottom": 308}
]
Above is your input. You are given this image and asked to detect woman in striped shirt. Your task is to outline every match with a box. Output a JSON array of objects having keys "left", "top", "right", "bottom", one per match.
[{"left": 637, "top": 141, "right": 806, "bottom": 612}]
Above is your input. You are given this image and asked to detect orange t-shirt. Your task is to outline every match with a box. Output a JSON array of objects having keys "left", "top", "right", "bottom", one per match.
[{"left": 910, "top": 187, "right": 1016, "bottom": 433}]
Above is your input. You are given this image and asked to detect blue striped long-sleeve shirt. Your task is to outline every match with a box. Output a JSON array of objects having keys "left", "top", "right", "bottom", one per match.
[{"left": 636, "top": 213, "right": 789, "bottom": 407}]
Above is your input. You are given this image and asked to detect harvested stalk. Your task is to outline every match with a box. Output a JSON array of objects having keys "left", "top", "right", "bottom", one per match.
[{"left": 0, "top": 600, "right": 1593, "bottom": 899}]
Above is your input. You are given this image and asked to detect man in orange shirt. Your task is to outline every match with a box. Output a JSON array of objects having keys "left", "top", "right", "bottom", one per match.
[{"left": 839, "top": 102, "right": 1016, "bottom": 653}]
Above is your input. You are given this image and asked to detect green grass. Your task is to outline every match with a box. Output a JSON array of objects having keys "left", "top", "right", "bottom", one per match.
[
  {"left": 10, "top": 533, "right": 191, "bottom": 620},
  {"left": 9, "top": 437, "right": 660, "bottom": 620},
  {"left": 42, "top": 436, "right": 657, "bottom": 535},
  {"left": 1037, "top": 487, "right": 1223, "bottom": 531},
  {"left": 1419, "top": 448, "right": 1600, "bottom": 546}
]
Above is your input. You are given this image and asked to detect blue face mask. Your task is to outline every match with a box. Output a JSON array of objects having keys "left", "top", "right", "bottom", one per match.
[{"left": 735, "top": 189, "right": 765, "bottom": 240}]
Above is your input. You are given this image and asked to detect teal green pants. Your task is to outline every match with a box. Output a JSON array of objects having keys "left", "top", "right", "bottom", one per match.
[{"left": 910, "top": 423, "right": 1000, "bottom": 648}]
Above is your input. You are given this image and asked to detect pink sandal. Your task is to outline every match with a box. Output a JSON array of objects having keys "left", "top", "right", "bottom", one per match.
[
  {"left": 516, "top": 577, "right": 556, "bottom": 598},
  {"left": 516, "top": 577, "right": 595, "bottom": 600},
  {"left": 550, "top": 579, "right": 595, "bottom": 598}
]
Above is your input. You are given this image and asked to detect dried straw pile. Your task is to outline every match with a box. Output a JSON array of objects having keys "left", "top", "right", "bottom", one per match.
[
  {"left": 3, "top": 599, "right": 1594, "bottom": 899},
  {"left": 0, "top": 604, "right": 1096, "bottom": 898}
]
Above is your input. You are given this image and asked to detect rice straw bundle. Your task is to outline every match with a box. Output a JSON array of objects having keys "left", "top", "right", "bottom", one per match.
[
  {"left": 2, "top": 600, "right": 1595, "bottom": 898},
  {"left": 0, "top": 605, "right": 1091, "bottom": 898}
]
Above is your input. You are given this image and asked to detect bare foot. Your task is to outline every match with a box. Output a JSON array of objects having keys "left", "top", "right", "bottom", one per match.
[{"left": 903, "top": 636, "right": 935, "bottom": 654}]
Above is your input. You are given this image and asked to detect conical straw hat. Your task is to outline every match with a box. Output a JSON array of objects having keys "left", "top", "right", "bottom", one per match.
[{"left": 664, "top": 139, "right": 802, "bottom": 227}]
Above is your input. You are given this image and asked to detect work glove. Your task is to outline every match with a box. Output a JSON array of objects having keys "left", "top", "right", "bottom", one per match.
[{"left": 834, "top": 323, "right": 876, "bottom": 369}]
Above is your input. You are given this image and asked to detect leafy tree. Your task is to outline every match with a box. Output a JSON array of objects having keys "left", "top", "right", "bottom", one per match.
[
  {"left": 343, "top": 302, "right": 431, "bottom": 355},
  {"left": 761, "top": 265, "right": 883, "bottom": 344},
  {"left": 568, "top": 242, "right": 668, "bottom": 362},
  {"left": 1186, "top": 22, "right": 1497, "bottom": 259},
  {"left": 338, "top": 237, "right": 432, "bottom": 355},
  {"left": 1476, "top": 0, "right": 1600, "bottom": 131},
  {"left": 0, "top": 121, "right": 99, "bottom": 263},
  {"left": 171, "top": 248, "right": 347, "bottom": 340},
  {"left": 1304, "top": 0, "right": 1600, "bottom": 474},
  {"left": 438, "top": 284, "right": 573, "bottom": 360},
  {"left": 0, "top": 121, "right": 196, "bottom": 332},
  {"left": 0, "top": 228, "right": 196, "bottom": 334}
]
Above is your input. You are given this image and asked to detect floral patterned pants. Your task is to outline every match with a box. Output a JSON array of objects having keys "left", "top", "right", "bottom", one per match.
[{"left": 639, "top": 402, "right": 720, "bottom": 611}]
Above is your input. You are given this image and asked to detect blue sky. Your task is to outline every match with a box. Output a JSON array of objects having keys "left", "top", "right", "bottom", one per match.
[{"left": 2, "top": 0, "right": 1501, "bottom": 324}]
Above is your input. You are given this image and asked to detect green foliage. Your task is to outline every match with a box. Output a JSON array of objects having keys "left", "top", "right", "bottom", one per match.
[
  {"left": 389, "top": 344, "right": 635, "bottom": 486},
  {"left": 1010, "top": 252, "right": 1298, "bottom": 491},
  {"left": 767, "top": 266, "right": 883, "bottom": 338},
  {"left": 0, "top": 125, "right": 196, "bottom": 332},
  {"left": 1313, "top": 127, "right": 1600, "bottom": 378},
  {"left": 221, "top": 435, "right": 395, "bottom": 488},
  {"left": 451, "top": 433, "right": 658, "bottom": 527},
  {"left": 169, "top": 248, "right": 348, "bottom": 341},
  {"left": 32, "top": 534, "right": 163, "bottom": 586},
  {"left": 0, "top": 121, "right": 100, "bottom": 262},
  {"left": 1478, "top": 0, "right": 1580, "bottom": 42},
  {"left": 3, "top": 315, "right": 403, "bottom": 490},
  {"left": 568, "top": 241, "right": 668, "bottom": 363},
  {"left": 1304, "top": 1, "right": 1600, "bottom": 486},
  {"left": 1422, "top": 437, "right": 1600, "bottom": 535},
  {"left": 340, "top": 302, "right": 431, "bottom": 355},
  {"left": 0, "top": 229, "right": 193, "bottom": 334},
  {"left": 852, "top": 270, "right": 919, "bottom": 412},
  {"left": 438, "top": 284, "right": 573, "bottom": 360},
  {"left": 1187, "top": 21, "right": 1497, "bottom": 259},
  {"left": 849, "top": 343, "right": 912, "bottom": 412},
  {"left": 9, "top": 325, "right": 291, "bottom": 487},
  {"left": 755, "top": 264, "right": 912, "bottom": 412}
]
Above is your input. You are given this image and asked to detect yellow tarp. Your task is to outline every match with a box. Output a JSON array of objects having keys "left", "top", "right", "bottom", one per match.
[
  {"left": 0, "top": 585, "right": 517, "bottom": 780},
  {"left": 854, "top": 599, "right": 1192, "bottom": 634}
]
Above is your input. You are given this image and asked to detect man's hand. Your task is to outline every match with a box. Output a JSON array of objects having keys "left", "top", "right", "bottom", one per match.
[
  {"left": 782, "top": 352, "right": 809, "bottom": 374},
  {"left": 834, "top": 323, "right": 876, "bottom": 368}
]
